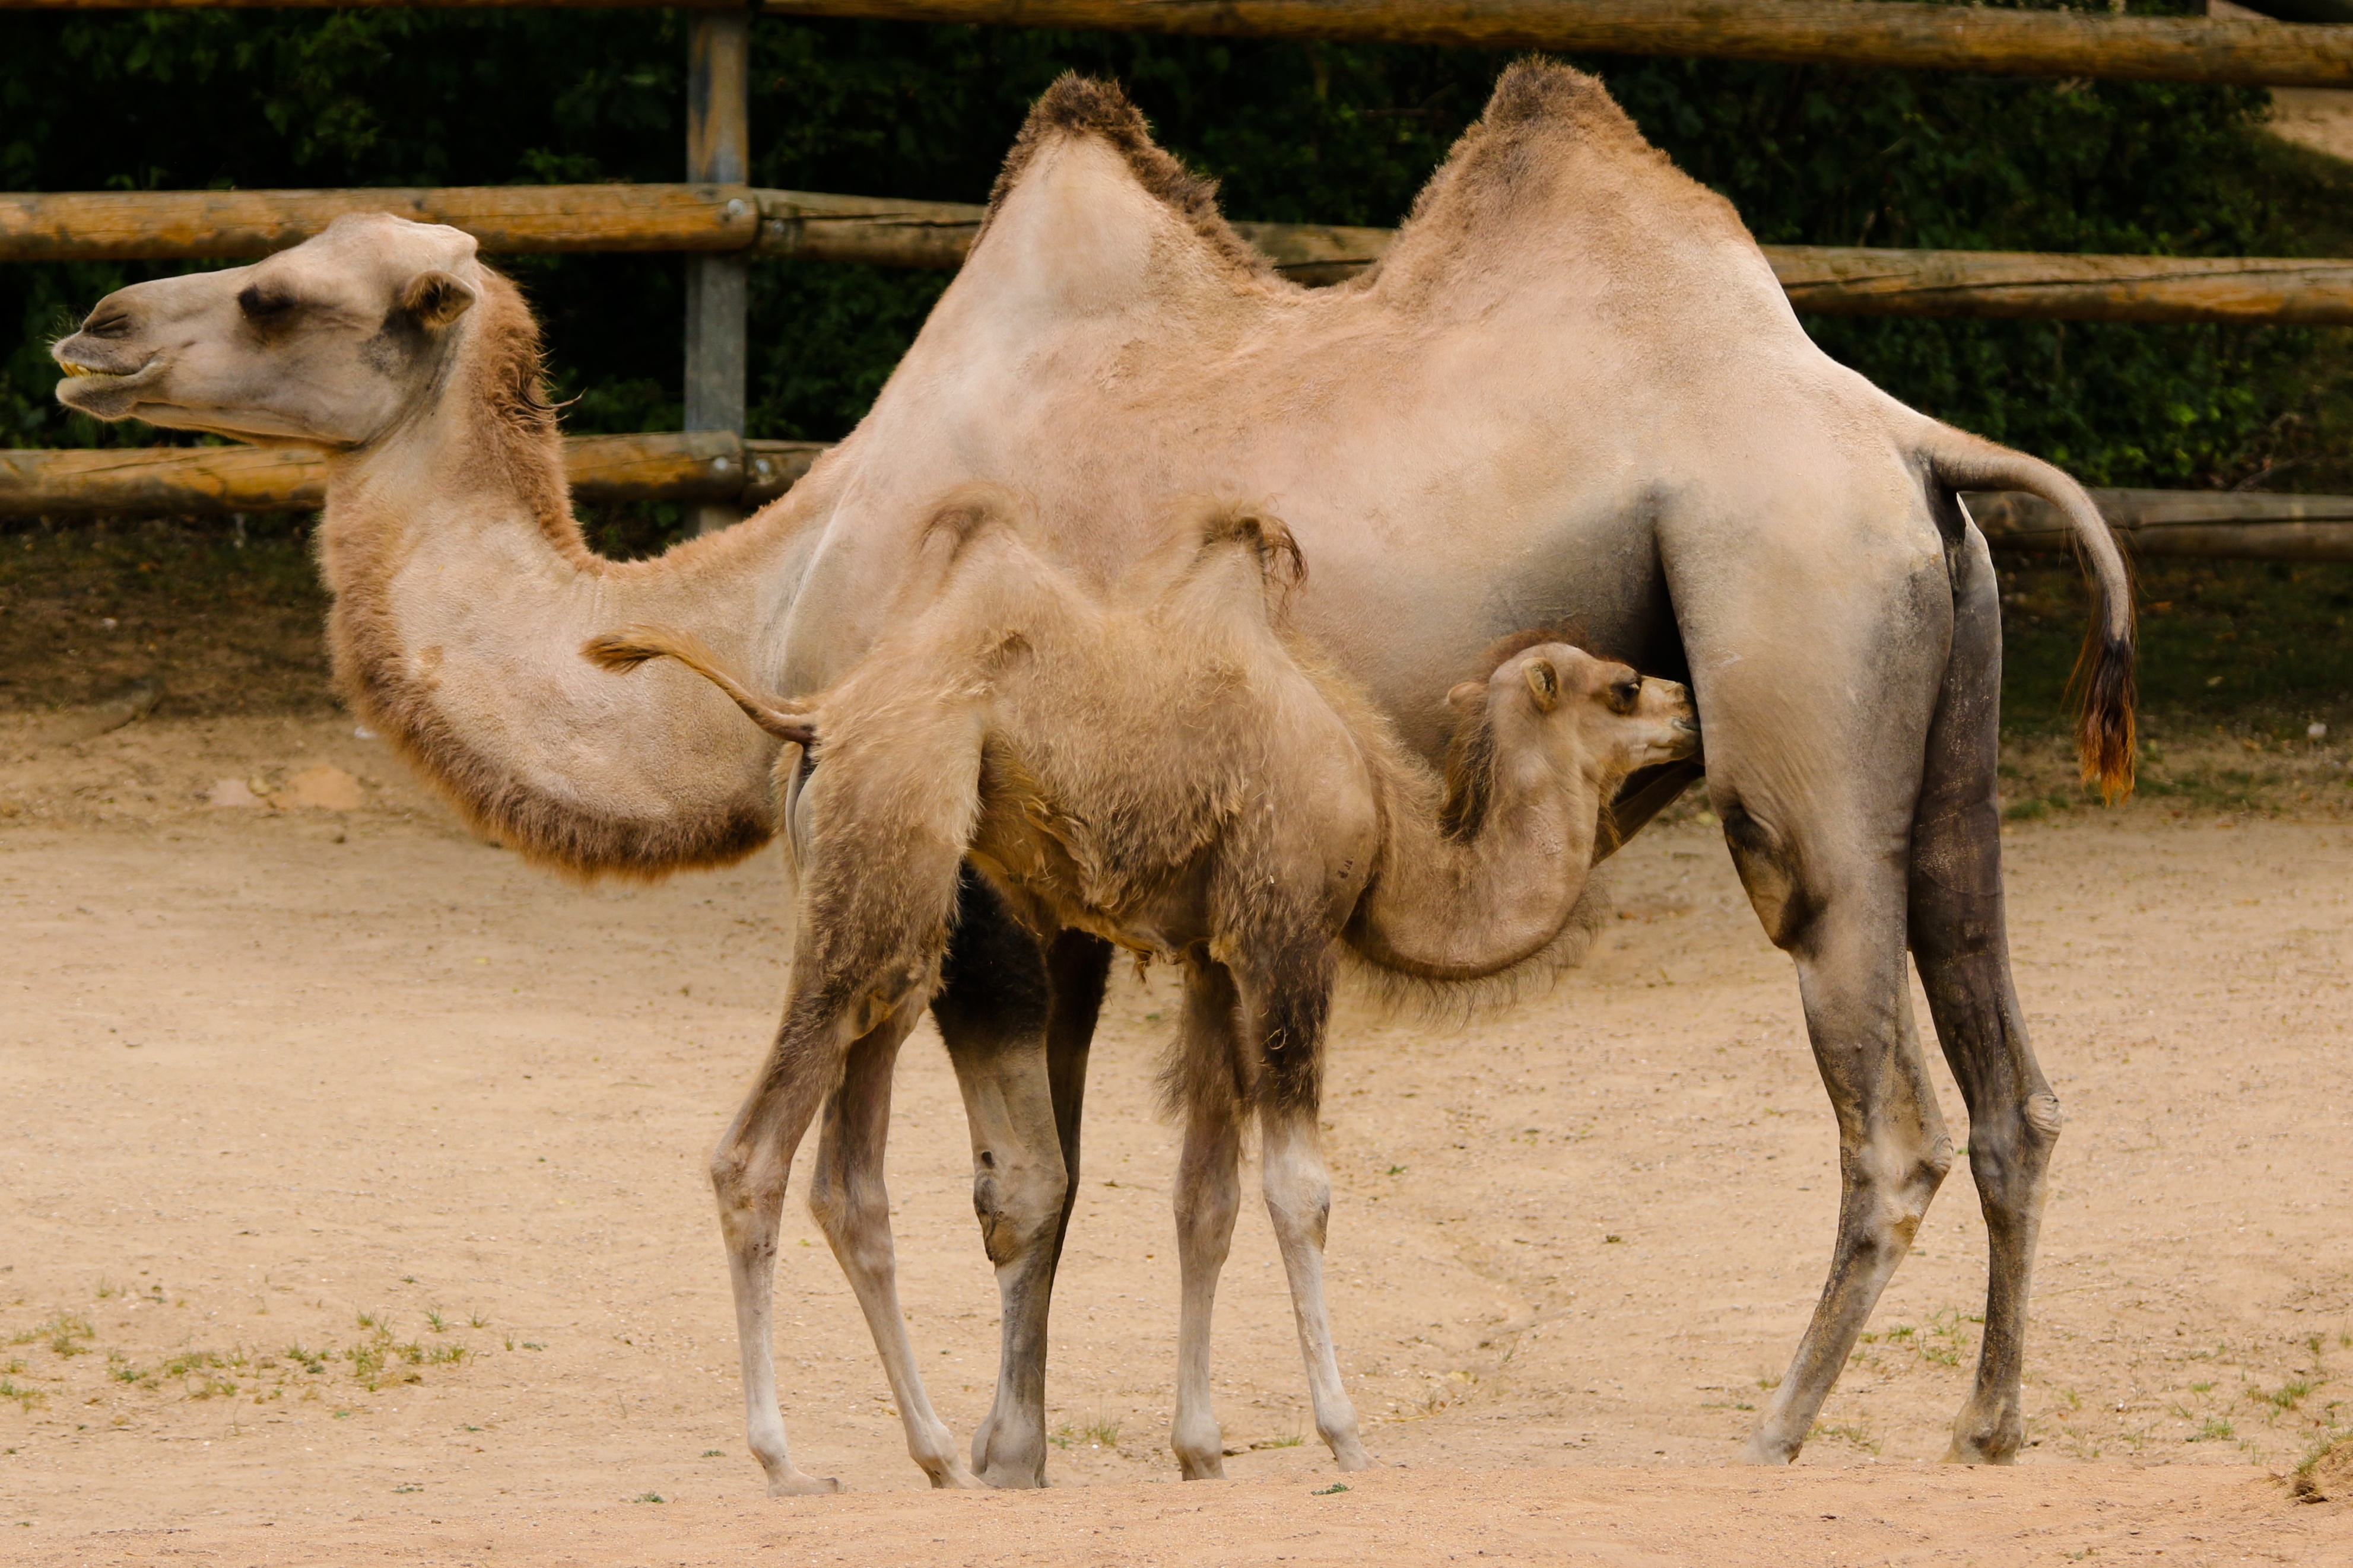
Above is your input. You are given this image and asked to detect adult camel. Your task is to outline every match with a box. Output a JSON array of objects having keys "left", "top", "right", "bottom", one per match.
[{"left": 53, "top": 61, "right": 2131, "bottom": 1489}]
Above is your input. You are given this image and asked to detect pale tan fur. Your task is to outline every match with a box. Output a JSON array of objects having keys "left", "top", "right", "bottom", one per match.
[
  {"left": 590, "top": 488, "right": 1694, "bottom": 1481},
  {"left": 51, "top": 58, "right": 2122, "bottom": 1484}
]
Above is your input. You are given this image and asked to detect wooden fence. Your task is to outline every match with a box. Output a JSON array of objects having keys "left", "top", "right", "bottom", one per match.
[
  {"left": 5, "top": 0, "right": 2353, "bottom": 554},
  {"left": 15, "top": 184, "right": 2353, "bottom": 325},
  {"left": 8, "top": 434, "right": 2348, "bottom": 558}
]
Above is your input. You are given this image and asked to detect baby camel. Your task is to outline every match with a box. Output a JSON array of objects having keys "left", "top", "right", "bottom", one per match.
[{"left": 587, "top": 489, "right": 1696, "bottom": 1490}]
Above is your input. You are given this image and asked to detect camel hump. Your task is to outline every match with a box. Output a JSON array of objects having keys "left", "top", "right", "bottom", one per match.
[
  {"left": 1385, "top": 59, "right": 1762, "bottom": 305},
  {"left": 980, "top": 73, "right": 1275, "bottom": 287}
]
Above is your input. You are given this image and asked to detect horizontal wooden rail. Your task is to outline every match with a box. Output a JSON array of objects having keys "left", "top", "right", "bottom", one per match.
[
  {"left": 1968, "top": 488, "right": 2353, "bottom": 561},
  {"left": 0, "top": 432, "right": 824, "bottom": 516},
  {"left": 0, "top": 185, "right": 761, "bottom": 263},
  {"left": 4, "top": 0, "right": 2351, "bottom": 89},
  {"left": 744, "top": 1, "right": 2353, "bottom": 89},
  {"left": 6, "top": 435, "right": 2348, "bottom": 560},
  {"left": 12, "top": 185, "right": 2353, "bottom": 325}
]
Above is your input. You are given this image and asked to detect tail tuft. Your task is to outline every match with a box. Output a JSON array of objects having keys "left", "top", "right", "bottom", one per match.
[{"left": 2075, "top": 627, "right": 2138, "bottom": 803}]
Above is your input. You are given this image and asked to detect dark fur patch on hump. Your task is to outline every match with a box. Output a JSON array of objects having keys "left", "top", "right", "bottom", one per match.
[
  {"left": 1398, "top": 58, "right": 1698, "bottom": 241},
  {"left": 1482, "top": 56, "right": 1640, "bottom": 137},
  {"left": 983, "top": 73, "right": 1275, "bottom": 284}
]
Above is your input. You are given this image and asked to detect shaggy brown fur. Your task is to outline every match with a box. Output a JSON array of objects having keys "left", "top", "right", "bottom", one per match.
[
  {"left": 592, "top": 488, "right": 1694, "bottom": 1483},
  {"left": 322, "top": 265, "right": 777, "bottom": 877},
  {"left": 592, "top": 489, "right": 1690, "bottom": 1109}
]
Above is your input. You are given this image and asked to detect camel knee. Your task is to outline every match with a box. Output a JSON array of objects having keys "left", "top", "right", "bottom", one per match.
[
  {"left": 806, "top": 1166, "right": 894, "bottom": 1278},
  {"left": 1966, "top": 1091, "right": 2061, "bottom": 1216},
  {"left": 1261, "top": 1160, "right": 1332, "bottom": 1250},
  {"left": 709, "top": 1144, "right": 786, "bottom": 1236},
  {"left": 1175, "top": 1175, "right": 1241, "bottom": 1260},
  {"left": 1847, "top": 1134, "right": 1951, "bottom": 1254},
  {"left": 971, "top": 1151, "right": 1068, "bottom": 1268}
]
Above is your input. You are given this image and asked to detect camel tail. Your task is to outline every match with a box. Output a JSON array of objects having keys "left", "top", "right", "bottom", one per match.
[
  {"left": 1919, "top": 428, "right": 2137, "bottom": 802},
  {"left": 582, "top": 625, "right": 816, "bottom": 748}
]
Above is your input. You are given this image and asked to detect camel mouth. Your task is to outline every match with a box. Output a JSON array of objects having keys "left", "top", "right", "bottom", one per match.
[{"left": 52, "top": 353, "right": 165, "bottom": 415}]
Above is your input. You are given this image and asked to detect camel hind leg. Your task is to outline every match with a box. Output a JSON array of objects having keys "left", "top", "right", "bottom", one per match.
[
  {"left": 808, "top": 1002, "right": 988, "bottom": 1488},
  {"left": 1908, "top": 522, "right": 2059, "bottom": 1465},
  {"left": 1678, "top": 534, "right": 1958, "bottom": 1465},
  {"left": 715, "top": 726, "right": 980, "bottom": 1494},
  {"left": 934, "top": 874, "right": 1112, "bottom": 1489}
]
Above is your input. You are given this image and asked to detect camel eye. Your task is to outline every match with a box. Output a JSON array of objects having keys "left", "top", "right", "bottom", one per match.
[
  {"left": 1608, "top": 679, "right": 1641, "bottom": 713},
  {"left": 237, "top": 284, "right": 297, "bottom": 321}
]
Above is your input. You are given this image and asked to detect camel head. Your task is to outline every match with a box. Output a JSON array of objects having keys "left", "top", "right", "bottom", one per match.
[
  {"left": 52, "top": 213, "right": 486, "bottom": 446},
  {"left": 1441, "top": 643, "right": 1697, "bottom": 839}
]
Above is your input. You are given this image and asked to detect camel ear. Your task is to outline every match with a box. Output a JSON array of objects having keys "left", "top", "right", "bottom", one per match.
[
  {"left": 1523, "top": 658, "right": 1561, "bottom": 711},
  {"left": 1446, "top": 680, "right": 1485, "bottom": 712},
  {"left": 399, "top": 270, "right": 477, "bottom": 329}
]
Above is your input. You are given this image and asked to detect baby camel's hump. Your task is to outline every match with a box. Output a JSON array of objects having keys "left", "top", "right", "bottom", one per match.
[{"left": 966, "top": 504, "right": 1383, "bottom": 951}]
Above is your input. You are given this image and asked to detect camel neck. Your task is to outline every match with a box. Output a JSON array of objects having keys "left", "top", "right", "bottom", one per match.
[
  {"left": 313, "top": 367, "right": 804, "bottom": 880},
  {"left": 1348, "top": 751, "right": 1608, "bottom": 982}
]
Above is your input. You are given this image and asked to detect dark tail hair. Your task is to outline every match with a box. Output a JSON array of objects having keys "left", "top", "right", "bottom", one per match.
[
  {"left": 1920, "top": 428, "right": 2136, "bottom": 801},
  {"left": 582, "top": 625, "right": 815, "bottom": 748}
]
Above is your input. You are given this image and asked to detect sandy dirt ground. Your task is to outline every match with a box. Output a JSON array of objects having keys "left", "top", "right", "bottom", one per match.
[{"left": 2, "top": 712, "right": 2350, "bottom": 1564}]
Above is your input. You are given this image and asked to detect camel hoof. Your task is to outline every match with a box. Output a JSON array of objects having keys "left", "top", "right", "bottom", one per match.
[
  {"left": 1330, "top": 1443, "right": 1376, "bottom": 1472},
  {"left": 1944, "top": 1437, "right": 2019, "bottom": 1466},
  {"left": 767, "top": 1470, "right": 844, "bottom": 1497},
  {"left": 1738, "top": 1433, "right": 1800, "bottom": 1466},
  {"left": 927, "top": 1465, "right": 992, "bottom": 1491},
  {"left": 976, "top": 1459, "right": 1046, "bottom": 1490}
]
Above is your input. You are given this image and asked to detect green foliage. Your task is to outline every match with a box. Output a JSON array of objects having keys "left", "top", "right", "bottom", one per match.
[{"left": 4, "top": 0, "right": 2349, "bottom": 536}]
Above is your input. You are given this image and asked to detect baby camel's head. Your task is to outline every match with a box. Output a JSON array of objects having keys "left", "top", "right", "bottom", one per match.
[{"left": 1440, "top": 644, "right": 1697, "bottom": 839}]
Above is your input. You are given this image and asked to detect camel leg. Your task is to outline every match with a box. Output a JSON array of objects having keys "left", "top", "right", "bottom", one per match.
[
  {"left": 1736, "top": 937, "right": 1953, "bottom": 1464},
  {"left": 1909, "top": 524, "right": 2059, "bottom": 1465},
  {"left": 933, "top": 873, "right": 1112, "bottom": 1489},
  {"left": 806, "top": 1004, "right": 985, "bottom": 1489},
  {"left": 1170, "top": 959, "right": 1245, "bottom": 1480},
  {"left": 1681, "top": 562, "right": 1957, "bottom": 1465},
  {"left": 712, "top": 1016, "right": 864, "bottom": 1496},
  {"left": 1259, "top": 1108, "right": 1373, "bottom": 1471}
]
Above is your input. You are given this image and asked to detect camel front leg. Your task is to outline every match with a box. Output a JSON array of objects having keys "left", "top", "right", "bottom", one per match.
[
  {"left": 1170, "top": 959, "right": 1244, "bottom": 1480},
  {"left": 1259, "top": 1109, "right": 1373, "bottom": 1472},
  {"left": 807, "top": 1003, "right": 984, "bottom": 1489},
  {"left": 1171, "top": 1092, "right": 1243, "bottom": 1479}
]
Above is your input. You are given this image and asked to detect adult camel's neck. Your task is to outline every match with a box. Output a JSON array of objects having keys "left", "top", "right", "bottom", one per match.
[
  {"left": 316, "top": 288, "right": 817, "bottom": 878},
  {"left": 1345, "top": 740, "right": 1611, "bottom": 983}
]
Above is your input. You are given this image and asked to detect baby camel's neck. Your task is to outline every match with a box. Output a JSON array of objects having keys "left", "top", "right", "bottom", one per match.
[{"left": 1345, "top": 721, "right": 1613, "bottom": 983}]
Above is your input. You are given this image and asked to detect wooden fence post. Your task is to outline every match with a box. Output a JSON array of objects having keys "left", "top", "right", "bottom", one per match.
[{"left": 685, "top": 6, "right": 751, "bottom": 535}]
